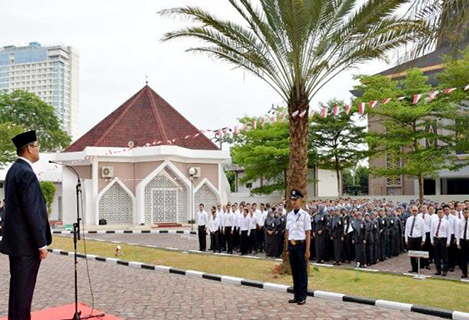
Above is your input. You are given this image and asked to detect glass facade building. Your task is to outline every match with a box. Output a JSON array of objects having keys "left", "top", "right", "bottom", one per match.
[{"left": 0, "top": 42, "right": 80, "bottom": 138}]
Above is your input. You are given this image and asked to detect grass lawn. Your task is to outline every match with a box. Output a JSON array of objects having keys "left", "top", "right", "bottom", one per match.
[{"left": 51, "top": 236, "right": 469, "bottom": 313}]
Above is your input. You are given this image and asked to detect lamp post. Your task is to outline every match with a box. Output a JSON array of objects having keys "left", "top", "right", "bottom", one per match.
[{"left": 189, "top": 167, "right": 196, "bottom": 230}]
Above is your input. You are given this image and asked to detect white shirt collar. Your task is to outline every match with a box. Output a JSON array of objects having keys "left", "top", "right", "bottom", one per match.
[{"left": 18, "top": 156, "right": 33, "bottom": 167}]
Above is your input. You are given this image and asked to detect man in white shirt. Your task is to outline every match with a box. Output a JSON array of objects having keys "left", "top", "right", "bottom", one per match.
[
  {"left": 418, "top": 204, "right": 432, "bottom": 269},
  {"left": 431, "top": 208, "right": 451, "bottom": 276},
  {"left": 443, "top": 205, "right": 458, "bottom": 272},
  {"left": 196, "top": 204, "right": 208, "bottom": 251},
  {"left": 257, "top": 203, "right": 268, "bottom": 253},
  {"left": 208, "top": 206, "right": 220, "bottom": 253},
  {"left": 239, "top": 208, "right": 251, "bottom": 255},
  {"left": 224, "top": 203, "right": 235, "bottom": 254},
  {"left": 456, "top": 208, "right": 469, "bottom": 278},
  {"left": 286, "top": 189, "right": 311, "bottom": 305},
  {"left": 405, "top": 205, "right": 426, "bottom": 273}
]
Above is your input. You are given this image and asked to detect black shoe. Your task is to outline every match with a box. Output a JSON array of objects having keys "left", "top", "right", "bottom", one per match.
[
  {"left": 449, "top": 268, "right": 455, "bottom": 272},
  {"left": 297, "top": 299, "right": 306, "bottom": 305},
  {"left": 289, "top": 298, "right": 299, "bottom": 304},
  {"left": 408, "top": 270, "right": 415, "bottom": 273},
  {"left": 434, "top": 272, "right": 441, "bottom": 276},
  {"left": 462, "top": 275, "right": 468, "bottom": 279},
  {"left": 442, "top": 272, "right": 447, "bottom": 276},
  {"left": 425, "top": 266, "right": 431, "bottom": 270}
]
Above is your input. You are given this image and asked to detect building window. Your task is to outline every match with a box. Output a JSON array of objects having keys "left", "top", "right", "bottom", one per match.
[{"left": 385, "top": 151, "right": 402, "bottom": 187}]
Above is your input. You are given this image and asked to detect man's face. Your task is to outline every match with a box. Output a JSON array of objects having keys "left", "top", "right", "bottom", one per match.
[
  {"left": 464, "top": 210, "right": 469, "bottom": 219},
  {"left": 438, "top": 210, "right": 444, "bottom": 219},
  {"left": 27, "top": 141, "right": 40, "bottom": 163},
  {"left": 291, "top": 198, "right": 301, "bottom": 209},
  {"left": 444, "top": 207, "right": 450, "bottom": 215},
  {"left": 411, "top": 206, "right": 418, "bottom": 216},
  {"left": 199, "top": 205, "right": 204, "bottom": 211}
]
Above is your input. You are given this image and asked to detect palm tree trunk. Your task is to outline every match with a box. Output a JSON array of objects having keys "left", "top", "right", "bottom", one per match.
[
  {"left": 280, "top": 90, "right": 309, "bottom": 275},
  {"left": 418, "top": 174, "right": 424, "bottom": 205}
]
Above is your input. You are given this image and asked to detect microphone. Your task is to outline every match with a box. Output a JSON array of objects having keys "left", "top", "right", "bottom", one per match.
[{"left": 49, "top": 160, "right": 67, "bottom": 166}]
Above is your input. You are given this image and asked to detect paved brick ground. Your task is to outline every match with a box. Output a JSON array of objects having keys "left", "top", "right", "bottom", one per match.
[
  {"left": 76, "top": 234, "right": 466, "bottom": 281},
  {"left": 0, "top": 253, "right": 439, "bottom": 320}
]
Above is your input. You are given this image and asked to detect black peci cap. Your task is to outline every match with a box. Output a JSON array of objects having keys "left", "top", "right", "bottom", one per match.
[
  {"left": 12, "top": 130, "right": 37, "bottom": 150},
  {"left": 290, "top": 189, "right": 304, "bottom": 200}
]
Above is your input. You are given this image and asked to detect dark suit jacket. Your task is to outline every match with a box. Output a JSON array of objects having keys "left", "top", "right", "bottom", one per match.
[{"left": 0, "top": 159, "right": 52, "bottom": 256}]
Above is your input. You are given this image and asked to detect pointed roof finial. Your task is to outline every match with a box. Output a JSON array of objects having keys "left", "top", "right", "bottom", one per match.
[{"left": 145, "top": 75, "right": 148, "bottom": 85}]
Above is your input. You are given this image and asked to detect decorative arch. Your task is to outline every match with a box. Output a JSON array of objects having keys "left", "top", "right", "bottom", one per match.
[
  {"left": 96, "top": 178, "right": 136, "bottom": 225},
  {"left": 136, "top": 160, "right": 191, "bottom": 224},
  {"left": 194, "top": 178, "right": 221, "bottom": 212}
]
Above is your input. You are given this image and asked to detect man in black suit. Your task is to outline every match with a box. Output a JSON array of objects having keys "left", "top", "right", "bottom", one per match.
[{"left": 0, "top": 130, "right": 52, "bottom": 320}]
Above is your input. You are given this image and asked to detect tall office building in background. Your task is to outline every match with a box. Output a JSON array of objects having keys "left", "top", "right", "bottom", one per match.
[{"left": 0, "top": 42, "right": 79, "bottom": 139}]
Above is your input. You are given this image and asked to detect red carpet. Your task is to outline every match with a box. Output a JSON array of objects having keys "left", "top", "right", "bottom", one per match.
[{"left": 0, "top": 303, "right": 123, "bottom": 320}]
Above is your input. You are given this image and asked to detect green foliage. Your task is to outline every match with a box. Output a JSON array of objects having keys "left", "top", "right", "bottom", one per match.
[
  {"left": 225, "top": 170, "right": 236, "bottom": 192},
  {"left": 310, "top": 100, "right": 369, "bottom": 195},
  {"left": 0, "top": 122, "right": 25, "bottom": 167},
  {"left": 0, "top": 90, "right": 71, "bottom": 166},
  {"left": 343, "top": 165, "right": 370, "bottom": 195},
  {"left": 40, "top": 181, "right": 56, "bottom": 216},
  {"left": 356, "top": 61, "right": 469, "bottom": 201}
]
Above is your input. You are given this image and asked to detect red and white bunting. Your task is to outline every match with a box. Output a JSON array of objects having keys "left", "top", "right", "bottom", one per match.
[
  {"left": 270, "top": 116, "right": 275, "bottom": 124},
  {"left": 465, "top": 85, "right": 469, "bottom": 91},
  {"left": 359, "top": 102, "right": 365, "bottom": 115},
  {"left": 321, "top": 107, "right": 327, "bottom": 118},
  {"left": 299, "top": 110, "right": 307, "bottom": 118},
  {"left": 223, "top": 128, "right": 228, "bottom": 134},
  {"left": 333, "top": 105, "right": 339, "bottom": 117},
  {"left": 252, "top": 120, "right": 257, "bottom": 129},
  {"left": 261, "top": 117, "right": 266, "bottom": 127},
  {"left": 233, "top": 125, "right": 239, "bottom": 135},
  {"left": 345, "top": 105, "right": 351, "bottom": 115},
  {"left": 428, "top": 91, "right": 439, "bottom": 101},
  {"left": 444, "top": 87, "right": 457, "bottom": 94},
  {"left": 369, "top": 100, "right": 378, "bottom": 109},
  {"left": 243, "top": 123, "right": 248, "bottom": 131},
  {"left": 398, "top": 96, "right": 406, "bottom": 101},
  {"left": 291, "top": 110, "right": 299, "bottom": 118},
  {"left": 280, "top": 113, "right": 286, "bottom": 123},
  {"left": 413, "top": 94, "right": 422, "bottom": 105},
  {"left": 382, "top": 98, "right": 392, "bottom": 105},
  {"left": 309, "top": 109, "right": 316, "bottom": 118},
  {"left": 217, "top": 129, "right": 222, "bottom": 138},
  {"left": 194, "top": 133, "right": 200, "bottom": 138}
]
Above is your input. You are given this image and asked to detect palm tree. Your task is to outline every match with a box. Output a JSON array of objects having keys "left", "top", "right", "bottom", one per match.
[
  {"left": 406, "top": 0, "right": 469, "bottom": 58},
  {"left": 159, "top": 0, "right": 427, "bottom": 199}
]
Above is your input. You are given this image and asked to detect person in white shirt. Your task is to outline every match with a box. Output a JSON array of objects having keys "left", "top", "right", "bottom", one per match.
[
  {"left": 405, "top": 205, "right": 426, "bottom": 273},
  {"left": 256, "top": 203, "right": 268, "bottom": 253},
  {"left": 285, "top": 189, "right": 311, "bottom": 305},
  {"left": 224, "top": 203, "right": 235, "bottom": 254},
  {"left": 239, "top": 208, "right": 251, "bottom": 255},
  {"left": 249, "top": 207, "right": 258, "bottom": 254},
  {"left": 232, "top": 203, "right": 241, "bottom": 251},
  {"left": 456, "top": 208, "right": 469, "bottom": 278},
  {"left": 208, "top": 206, "right": 220, "bottom": 253},
  {"left": 418, "top": 204, "right": 432, "bottom": 269},
  {"left": 443, "top": 205, "right": 458, "bottom": 272},
  {"left": 431, "top": 208, "right": 452, "bottom": 276},
  {"left": 196, "top": 204, "right": 208, "bottom": 251}
]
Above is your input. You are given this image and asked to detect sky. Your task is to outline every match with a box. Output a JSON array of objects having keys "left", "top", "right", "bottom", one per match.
[{"left": 0, "top": 0, "right": 396, "bottom": 141}]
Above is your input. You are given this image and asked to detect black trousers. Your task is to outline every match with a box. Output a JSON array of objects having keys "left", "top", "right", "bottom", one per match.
[
  {"left": 210, "top": 231, "right": 219, "bottom": 252},
  {"left": 315, "top": 233, "right": 327, "bottom": 262},
  {"left": 288, "top": 242, "right": 308, "bottom": 301},
  {"left": 332, "top": 237, "right": 343, "bottom": 263},
  {"left": 448, "top": 235, "right": 457, "bottom": 270},
  {"left": 421, "top": 233, "right": 432, "bottom": 267},
  {"left": 433, "top": 237, "right": 448, "bottom": 273},
  {"left": 225, "top": 227, "right": 233, "bottom": 253},
  {"left": 249, "top": 229, "right": 257, "bottom": 253},
  {"left": 257, "top": 227, "right": 265, "bottom": 252},
  {"left": 460, "top": 239, "right": 469, "bottom": 276},
  {"left": 218, "top": 229, "right": 225, "bottom": 251},
  {"left": 9, "top": 254, "right": 41, "bottom": 320},
  {"left": 408, "top": 237, "right": 422, "bottom": 272},
  {"left": 365, "top": 241, "right": 374, "bottom": 266},
  {"left": 198, "top": 226, "right": 206, "bottom": 251},
  {"left": 354, "top": 242, "right": 366, "bottom": 267},
  {"left": 240, "top": 231, "right": 249, "bottom": 255},
  {"left": 233, "top": 228, "right": 240, "bottom": 249}
]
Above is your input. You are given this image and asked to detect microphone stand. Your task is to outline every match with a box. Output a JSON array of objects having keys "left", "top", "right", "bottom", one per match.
[{"left": 52, "top": 161, "right": 105, "bottom": 320}]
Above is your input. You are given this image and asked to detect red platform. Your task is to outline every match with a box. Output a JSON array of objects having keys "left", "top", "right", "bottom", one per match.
[{"left": 0, "top": 303, "right": 123, "bottom": 320}]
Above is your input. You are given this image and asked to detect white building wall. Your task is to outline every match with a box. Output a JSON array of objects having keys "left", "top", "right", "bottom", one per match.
[{"left": 316, "top": 169, "right": 339, "bottom": 197}]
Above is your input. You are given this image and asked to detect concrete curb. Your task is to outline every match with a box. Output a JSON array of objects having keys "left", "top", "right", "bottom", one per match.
[
  {"left": 52, "top": 229, "right": 197, "bottom": 235},
  {"left": 47, "top": 248, "right": 469, "bottom": 319}
]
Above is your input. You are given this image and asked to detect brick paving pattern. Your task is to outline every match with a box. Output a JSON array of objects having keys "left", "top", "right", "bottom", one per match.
[
  {"left": 77, "top": 233, "right": 466, "bottom": 281},
  {"left": 0, "top": 253, "right": 439, "bottom": 320}
]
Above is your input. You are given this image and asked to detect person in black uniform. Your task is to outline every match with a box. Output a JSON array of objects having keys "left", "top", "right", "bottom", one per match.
[
  {"left": 0, "top": 131, "right": 52, "bottom": 320},
  {"left": 313, "top": 207, "right": 328, "bottom": 263},
  {"left": 372, "top": 212, "right": 380, "bottom": 264},
  {"left": 330, "top": 208, "right": 344, "bottom": 265},
  {"left": 0, "top": 199, "right": 5, "bottom": 237},
  {"left": 364, "top": 213, "right": 374, "bottom": 266},
  {"left": 378, "top": 209, "right": 388, "bottom": 261},
  {"left": 352, "top": 212, "right": 367, "bottom": 267},
  {"left": 286, "top": 189, "right": 311, "bottom": 305}
]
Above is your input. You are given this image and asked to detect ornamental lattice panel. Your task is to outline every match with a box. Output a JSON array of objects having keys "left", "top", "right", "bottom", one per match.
[
  {"left": 194, "top": 184, "right": 218, "bottom": 214},
  {"left": 386, "top": 151, "right": 402, "bottom": 187},
  {"left": 98, "top": 182, "right": 133, "bottom": 224},
  {"left": 144, "top": 168, "right": 188, "bottom": 224}
]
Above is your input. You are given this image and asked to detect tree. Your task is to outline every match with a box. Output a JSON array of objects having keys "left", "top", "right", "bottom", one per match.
[
  {"left": 159, "top": 0, "right": 428, "bottom": 201},
  {"left": 0, "top": 90, "right": 71, "bottom": 164},
  {"left": 357, "top": 67, "right": 469, "bottom": 204},
  {"left": 0, "top": 122, "right": 25, "bottom": 167},
  {"left": 309, "top": 100, "right": 368, "bottom": 196},
  {"left": 40, "top": 181, "right": 56, "bottom": 216},
  {"left": 343, "top": 165, "right": 370, "bottom": 195}
]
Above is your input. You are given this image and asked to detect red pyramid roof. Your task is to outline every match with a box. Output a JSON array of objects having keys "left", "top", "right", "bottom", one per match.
[{"left": 65, "top": 85, "right": 219, "bottom": 152}]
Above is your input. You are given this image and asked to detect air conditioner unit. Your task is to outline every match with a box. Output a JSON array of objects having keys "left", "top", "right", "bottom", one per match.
[
  {"left": 192, "top": 167, "right": 201, "bottom": 178},
  {"left": 101, "top": 166, "right": 114, "bottom": 178}
]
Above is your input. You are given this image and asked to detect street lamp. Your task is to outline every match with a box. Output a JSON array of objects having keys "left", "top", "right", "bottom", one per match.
[{"left": 189, "top": 167, "right": 196, "bottom": 230}]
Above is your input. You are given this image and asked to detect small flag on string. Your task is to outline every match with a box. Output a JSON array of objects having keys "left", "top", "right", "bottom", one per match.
[
  {"left": 233, "top": 126, "right": 239, "bottom": 135},
  {"left": 333, "top": 105, "right": 339, "bottom": 117},
  {"left": 261, "top": 117, "right": 266, "bottom": 127},
  {"left": 413, "top": 94, "right": 422, "bottom": 104},
  {"left": 223, "top": 127, "right": 229, "bottom": 134},
  {"left": 217, "top": 129, "right": 222, "bottom": 138},
  {"left": 299, "top": 110, "right": 307, "bottom": 118},
  {"left": 309, "top": 109, "right": 316, "bottom": 118},
  {"left": 345, "top": 105, "right": 351, "bottom": 115},
  {"left": 252, "top": 120, "right": 257, "bottom": 129},
  {"left": 194, "top": 133, "right": 200, "bottom": 138},
  {"left": 429, "top": 91, "right": 439, "bottom": 101},
  {"left": 382, "top": 98, "right": 392, "bottom": 105},
  {"left": 398, "top": 96, "right": 406, "bottom": 101},
  {"left": 243, "top": 123, "right": 248, "bottom": 131},
  {"left": 465, "top": 84, "right": 469, "bottom": 91},
  {"left": 184, "top": 135, "right": 191, "bottom": 139},
  {"left": 167, "top": 139, "right": 172, "bottom": 145},
  {"left": 444, "top": 87, "right": 457, "bottom": 94},
  {"left": 359, "top": 102, "right": 365, "bottom": 115},
  {"left": 280, "top": 113, "right": 286, "bottom": 123},
  {"left": 291, "top": 110, "right": 299, "bottom": 118},
  {"left": 270, "top": 116, "right": 275, "bottom": 124},
  {"left": 369, "top": 100, "right": 378, "bottom": 109},
  {"left": 321, "top": 106, "right": 327, "bottom": 118}
]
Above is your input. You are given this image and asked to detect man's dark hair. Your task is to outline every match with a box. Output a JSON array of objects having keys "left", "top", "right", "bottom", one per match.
[
  {"left": 16, "top": 143, "right": 30, "bottom": 156},
  {"left": 442, "top": 204, "right": 450, "bottom": 209},
  {"left": 199, "top": 203, "right": 204, "bottom": 207}
]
